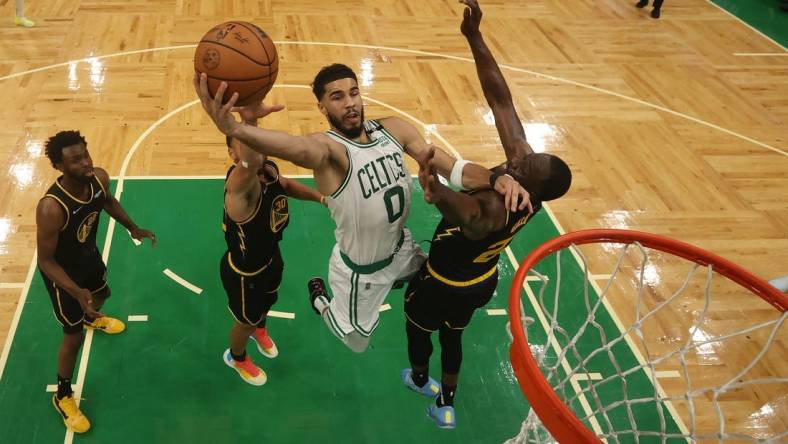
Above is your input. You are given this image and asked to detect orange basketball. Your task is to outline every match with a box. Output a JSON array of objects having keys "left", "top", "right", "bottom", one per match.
[{"left": 194, "top": 21, "right": 278, "bottom": 106}]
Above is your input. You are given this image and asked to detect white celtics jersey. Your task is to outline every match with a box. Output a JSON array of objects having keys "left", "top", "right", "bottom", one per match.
[{"left": 326, "top": 120, "right": 412, "bottom": 266}]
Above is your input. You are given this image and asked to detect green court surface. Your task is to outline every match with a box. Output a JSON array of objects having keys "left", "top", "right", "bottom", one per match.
[
  {"left": 0, "top": 178, "right": 679, "bottom": 443},
  {"left": 712, "top": 0, "right": 788, "bottom": 48}
]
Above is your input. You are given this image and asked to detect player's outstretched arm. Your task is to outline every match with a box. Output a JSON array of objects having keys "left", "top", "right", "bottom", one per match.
[
  {"left": 36, "top": 198, "right": 103, "bottom": 319},
  {"left": 194, "top": 73, "right": 336, "bottom": 171},
  {"left": 381, "top": 116, "right": 530, "bottom": 212},
  {"left": 95, "top": 168, "right": 156, "bottom": 246},
  {"left": 461, "top": 0, "right": 533, "bottom": 160},
  {"left": 280, "top": 177, "right": 325, "bottom": 205},
  {"left": 419, "top": 147, "right": 506, "bottom": 240},
  {"left": 226, "top": 104, "right": 287, "bottom": 201}
]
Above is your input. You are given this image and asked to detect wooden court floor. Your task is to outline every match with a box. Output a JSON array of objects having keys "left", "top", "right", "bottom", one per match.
[{"left": 0, "top": 0, "right": 785, "bottom": 441}]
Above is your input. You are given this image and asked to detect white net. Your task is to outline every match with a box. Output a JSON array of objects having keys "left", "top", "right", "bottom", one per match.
[{"left": 506, "top": 240, "right": 787, "bottom": 444}]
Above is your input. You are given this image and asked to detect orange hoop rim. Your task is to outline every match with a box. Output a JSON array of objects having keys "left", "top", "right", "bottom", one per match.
[{"left": 508, "top": 229, "right": 787, "bottom": 444}]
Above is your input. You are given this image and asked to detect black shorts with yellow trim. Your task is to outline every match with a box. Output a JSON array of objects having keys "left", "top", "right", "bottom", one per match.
[
  {"left": 41, "top": 253, "right": 109, "bottom": 334},
  {"left": 219, "top": 250, "right": 283, "bottom": 327},
  {"left": 403, "top": 263, "right": 498, "bottom": 332}
]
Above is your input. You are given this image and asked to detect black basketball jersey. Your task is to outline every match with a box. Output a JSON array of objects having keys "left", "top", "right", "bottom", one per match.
[
  {"left": 223, "top": 160, "right": 290, "bottom": 274},
  {"left": 426, "top": 190, "right": 541, "bottom": 285},
  {"left": 42, "top": 175, "right": 108, "bottom": 275}
]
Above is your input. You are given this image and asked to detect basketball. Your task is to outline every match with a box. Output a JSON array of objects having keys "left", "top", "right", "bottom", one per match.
[{"left": 194, "top": 21, "right": 278, "bottom": 106}]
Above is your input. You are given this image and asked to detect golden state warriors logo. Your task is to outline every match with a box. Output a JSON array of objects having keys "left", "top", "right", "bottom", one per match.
[
  {"left": 510, "top": 215, "right": 531, "bottom": 234},
  {"left": 270, "top": 195, "right": 289, "bottom": 233},
  {"left": 77, "top": 212, "right": 98, "bottom": 243}
]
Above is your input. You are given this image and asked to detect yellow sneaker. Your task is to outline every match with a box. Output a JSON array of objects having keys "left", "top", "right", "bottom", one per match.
[
  {"left": 52, "top": 394, "right": 91, "bottom": 433},
  {"left": 84, "top": 316, "right": 126, "bottom": 334},
  {"left": 14, "top": 16, "right": 35, "bottom": 27}
]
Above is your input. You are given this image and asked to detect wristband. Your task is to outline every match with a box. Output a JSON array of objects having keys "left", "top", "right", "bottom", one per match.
[
  {"left": 450, "top": 159, "right": 471, "bottom": 189},
  {"left": 489, "top": 171, "right": 504, "bottom": 188}
]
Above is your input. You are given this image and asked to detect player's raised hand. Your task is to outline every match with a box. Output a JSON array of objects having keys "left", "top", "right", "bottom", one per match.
[
  {"left": 75, "top": 288, "right": 103, "bottom": 320},
  {"left": 418, "top": 146, "right": 441, "bottom": 204},
  {"left": 493, "top": 174, "right": 533, "bottom": 213},
  {"left": 194, "top": 72, "right": 240, "bottom": 135},
  {"left": 231, "top": 101, "right": 286, "bottom": 124},
  {"left": 460, "top": 0, "right": 483, "bottom": 37}
]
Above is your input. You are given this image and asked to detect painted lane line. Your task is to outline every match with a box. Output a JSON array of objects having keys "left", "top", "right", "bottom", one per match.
[
  {"left": 268, "top": 311, "right": 295, "bottom": 320},
  {"left": 163, "top": 269, "right": 203, "bottom": 295},
  {"left": 0, "top": 283, "right": 25, "bottom": 289}
]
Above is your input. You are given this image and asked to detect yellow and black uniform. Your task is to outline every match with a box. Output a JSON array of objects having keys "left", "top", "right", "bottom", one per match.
[
  {"left": 39, "top": 176, "right": 109, "bottom": 333},
  {"left": 405, "top": 192, "right": 541, "bottom": 331},
  {"left": 219, "top": 160, "right": 290, "bottom": 326}
]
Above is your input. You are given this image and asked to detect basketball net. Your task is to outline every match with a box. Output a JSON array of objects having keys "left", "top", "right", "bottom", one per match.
[{"left": 505, "top": 230, "right": 787, "bottom": 444}]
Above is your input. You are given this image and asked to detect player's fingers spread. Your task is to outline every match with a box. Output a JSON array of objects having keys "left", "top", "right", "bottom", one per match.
[
  {"left": 214, "top": 82, "right": 229, "bottom": 107},
  {"left": 223, "top": 92, "right": 239, "bottom": 112}
]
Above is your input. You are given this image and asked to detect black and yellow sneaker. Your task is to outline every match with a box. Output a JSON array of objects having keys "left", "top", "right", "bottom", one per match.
[
  {"left": 52, "top": 394, "right": 90, "bottom": 433},
  {"left": 84, "top": 316, "right": 125, "bottom": 334}
]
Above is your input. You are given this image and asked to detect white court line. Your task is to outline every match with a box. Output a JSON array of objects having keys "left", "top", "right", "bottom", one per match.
[
  {"left": 127, "top": 230, "right": 142, "bottom": 246},
  {"left": 0, "top": 41, "right": 783, "bottom": 156},
  {"left": 379, "top": 304, "right": 392, "bottom": 312},
  {"left": 504, "top": 246, "right": 605, "bottom": 434},
  {"left": 163, "top": 269, "right": 203, "bottom": 295},
  {"left": 733, "top": 53, "right": 788, "bottom": 57},
  {"left": 127, "top": 315, "right": 148, "bottom": 322},
  {"left": 590, "top": 274, "right": 612, "bottom": 281},
  {"left": 64, "top": 100, "right": 199, "bottom": 444},
  {"left": 525, "top": 275, "right": 547, "bottom": 282},
  {"left": 505, "top": 212, "right": 690, "bottom": 436},
  {"left": 572, "top": 373, "right": 604, "bottom": 381},
  {"left": 0, "top": 251, "right": 38, "bottom": 381},
  {"left": 486, "top": 308, "right": 508, "bottom": 316},
  {"left": 706, "top": 0, "right": 787, "bottom": 52},
  {"left": 0, "top": 283, "right": 25, "bottom": 289},
  {"left": 268, "top": 310, "right": 295, "bottom": 319},
  {"left": 646, "top": 369, "right": 682, "bottom": 379}
]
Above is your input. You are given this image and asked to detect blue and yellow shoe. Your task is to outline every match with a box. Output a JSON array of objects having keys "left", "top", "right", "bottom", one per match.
[
  {"left": 223, "top": 349, "right": 267, "bottom": 386},
  {"left": 427, "top": 404, "right": 456, "bottom": 429},
  {"left": 401, "top": 368, "right": 440, "bottom": 398}
]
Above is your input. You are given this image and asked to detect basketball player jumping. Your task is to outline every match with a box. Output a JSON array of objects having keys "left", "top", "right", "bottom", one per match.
[
  {"left": 36, "top": 131, "right": 156, "bottom": 433},
  {"left": 400, "top": 0, "right": 572, "bottom": 428},
  {"left": 220, "top": 104, "right": 324, "bottom": 385},
  {"left": 194, "top": 66, "right": 530, "bottom": 354}
]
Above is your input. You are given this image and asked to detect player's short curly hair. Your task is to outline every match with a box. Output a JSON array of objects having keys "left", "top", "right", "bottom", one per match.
[
  {"left": 44, "top": 130, "right": 87, "bottom": 167},
  {"left": 312, "top": 64, "right": 358, "bottom": 100}
]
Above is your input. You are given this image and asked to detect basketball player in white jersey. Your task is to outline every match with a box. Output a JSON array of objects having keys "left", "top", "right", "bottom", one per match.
[{"left": 194, "top": 69, "right": 530, "bottom": 353}]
